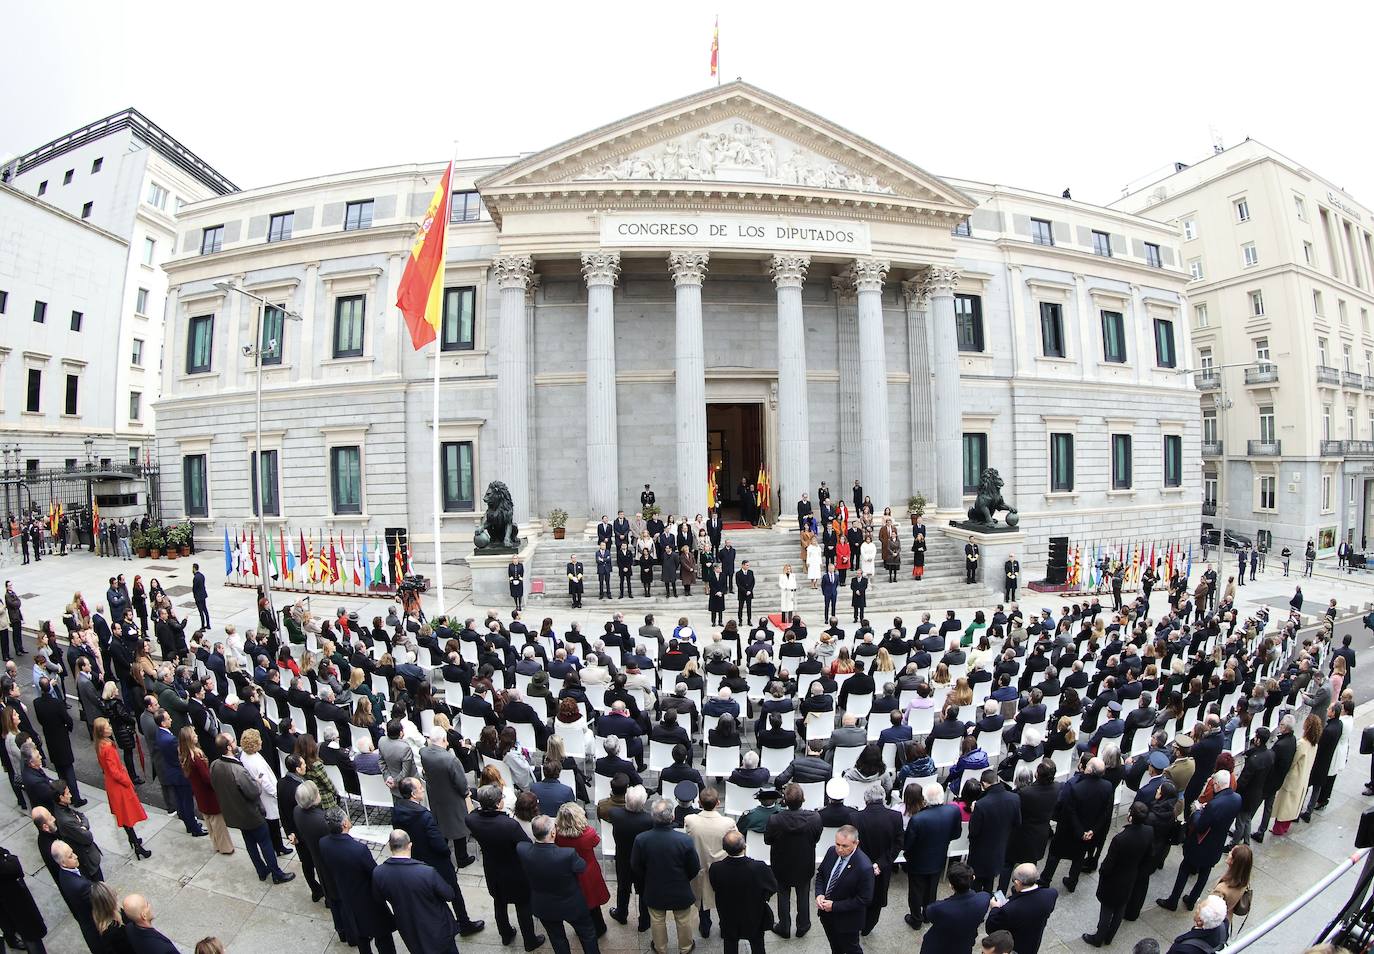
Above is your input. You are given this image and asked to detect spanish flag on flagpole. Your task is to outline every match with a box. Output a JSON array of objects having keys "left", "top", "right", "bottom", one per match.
[
  {"left": 396, "top": 162, "right": 453, "bottom": 350},
  {"left": 710, "top": 16, "right": 719, "bottom": 82}
]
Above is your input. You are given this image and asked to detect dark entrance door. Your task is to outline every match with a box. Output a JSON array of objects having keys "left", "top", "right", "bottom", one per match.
[{"left": 706, "top": 403, "right": 763, "bottom": 520}]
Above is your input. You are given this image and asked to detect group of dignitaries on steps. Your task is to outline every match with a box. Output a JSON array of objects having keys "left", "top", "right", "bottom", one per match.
[{"left": 0, "top": 542, "right": 1361, "bottom": 954}]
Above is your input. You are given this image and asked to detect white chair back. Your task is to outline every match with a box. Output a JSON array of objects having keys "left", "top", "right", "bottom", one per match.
[
  {"left": 706, "top": 745, "right": 741, "bottom": 778},
  {"left": 723, "top": 782, "right": 756, "bottom": 816},
  {"left": 906, "top": 707, "right": 935, "bottom": 736},
  {"left": 831, "top": 745, "right": 862, "bottom": 776},
  {"left": 816, "top": 826, "right": 840, "bottom": 861},
  {"left": 601, "top": 820, "right": 617, "bottom": 858},
  {"left": 648, "top": 739, "right": 675, "bottom": 772},
  {"left": 805, "top": 711, "right": 834, "bottom": 741},
  {"left": 844, "top": 692, "right": 873, "bottom": 721},
  {"left": 761, "top": 745, "right": 793, "bottom": 776},
  {"left": 1051, "top": 746, "right": 1074, "bottom": 778},
  {"left": 554, "top": 720, "right": 588, "bottom": 756},
  {"left": 458, "top": 712, "right": 487, "bottom": 742},
  {"left": 799, "top": 781, "right": 825, "bottom": 811},
  {"left": 746, "top": 828, "right": 768, "bottom": 861},
  {"left": 931, "top": 735, "right": 962, "bottom": 769},
  {"left": 512, "top": 721, "right": 537, "bottom": 754},
  {"left": 441, "top": 679, "right": 465, "bottom": 707},
  {"left": 976, "top": 730, "right": 1003, "bottom": 759}
]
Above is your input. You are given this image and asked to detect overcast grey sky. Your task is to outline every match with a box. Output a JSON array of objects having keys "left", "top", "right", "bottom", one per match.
[{"left": 5, "top": 0, "right": 1373, "bottom": 206}]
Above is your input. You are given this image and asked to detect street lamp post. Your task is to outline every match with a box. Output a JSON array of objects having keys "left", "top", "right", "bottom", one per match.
[{"left": 214, "top": 283, "right": 301, "bottom": 628}]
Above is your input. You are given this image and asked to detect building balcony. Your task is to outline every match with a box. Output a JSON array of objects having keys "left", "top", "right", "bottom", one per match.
[
  {"left": 1194, "top": 371, "right": 1221, "bottom": 391},
  {"left": 1321, "top": 440, "right": 1344, "bottom": 456},
  {"left": 1364, "top": 375, "right": 1374, "bottom": 392},
  {"left": 1248, "top": 439, "right": 1282, "bottom": 456},
  {"left": 1343, "top": 440, "right": 1374, "bottom": 458},
  {"left": 1201, "top": 440, "right": 1224, "bottom": 457},
  {"left": 1244, "top": 365, "right": 1279, "bottom": 385},
  {"left": 1344, "top": 370, "right": 1365, "bottom": 389},
  {"left": 1202, "top": 502, "right": 1217, "bottom": 517},
  {"left": 1316, "top": 365, "right": 1341, "bottom": 387}
]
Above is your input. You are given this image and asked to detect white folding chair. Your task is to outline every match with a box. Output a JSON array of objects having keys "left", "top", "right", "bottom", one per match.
[
  {"left": 701, "top": 714, "right": 720, "bottom": 740},
  {"left": 761, "top": 745, "right": 793, "bottom": 777},
  {"left": 947, "top": 829, "right": 970, "bottom": 860},
  {"left": 1051, "top": 746, "right": 1075, "bottom": 778},
  {"left": 843, "top": 692, "right": 873, "bottom": 721},
  {"left": 512, "top": 721, "right": 537, "bottom": 754},
  {"left": 746, "top": 828, "right": 768, "bottom": 861},
  {"left": 831, "top": 745, "right": 862, "bottom": 776},
  {"left": 907, "top": 707, "right": 935, "bottom": 736},
  {"left": 799, "top": 781, "right": 825, "bottom": 811},
  {"left": 554, "top": 720, "right": 589, "bottom": 756},
  {"left": 442, "top": 679, "right": 465, "bottom": 707},
  {"left": 976, "top": 730, "right": 1003, "bottom": 758},
  {"left": 601, "top": 820, "right": 617, "bottom": 859},
  {"left": 349, "top": 723, "right": 372, "bottom": 749},
  {"left": 459, "top": 713, "right": 487, "bottom": 742},
  {"left": 358, "top": 772, "right": 394, "bottom": 825},
  {"left": 706, "top": 745, "right": 741, "bottom": 778},
  {"left": 648, "top": 739, "right": 675, "bottom": 772},
  {"left": 817, "top": 826, "right": 840, "bottom": 862},
  {"left": 805, "top": 711, "right": 834, "bottom": 741},
  {"left": 931, "top": 735, "right": 962, "bottom": 770},
  {"left": 724, "top": 783, "right": 756, "bottom": 816}
]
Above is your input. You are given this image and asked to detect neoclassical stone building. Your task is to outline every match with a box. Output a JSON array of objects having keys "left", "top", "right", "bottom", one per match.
[{"left": 155, "top": 82, "right": 1201, "bottom": 568}]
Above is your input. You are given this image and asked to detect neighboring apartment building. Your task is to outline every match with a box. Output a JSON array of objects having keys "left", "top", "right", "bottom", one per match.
[
  {"left": 1114, "top": 139, "right": 1374, "bottom": 554},
  {"left": 153, "top": 83, "right": 1196, "bottom": 570},
  {"left": 0, "top": 109, "right": 236, "bottom": 479}
]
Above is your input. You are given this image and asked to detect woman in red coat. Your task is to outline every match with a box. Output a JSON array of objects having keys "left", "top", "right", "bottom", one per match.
[
  {"left": 180, "top": 727, "right": 234, "bottom": 855},
  {"left": 92, "top": 717, "right": 151, "bottom": 858},
  {"left": 554, "top": 802, "right": 610, "bottom": 936}
]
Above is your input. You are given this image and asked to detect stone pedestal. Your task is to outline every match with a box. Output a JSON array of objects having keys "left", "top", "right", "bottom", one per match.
[
  {"left": 463, "top": 539, "right": 537, "bottom": 601},
  {"left": 938, "top": 524, "right": 1027, "bottom": 595}
]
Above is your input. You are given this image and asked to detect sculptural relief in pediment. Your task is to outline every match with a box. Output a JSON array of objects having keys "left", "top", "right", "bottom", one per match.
[{"left": 573, "top": 120, "right": 896, "bottom": 195}]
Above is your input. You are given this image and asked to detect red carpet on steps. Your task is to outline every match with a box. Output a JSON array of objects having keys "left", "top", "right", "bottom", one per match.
[{"left": 722, "top": 521, "right": 755, "bottom": 531}]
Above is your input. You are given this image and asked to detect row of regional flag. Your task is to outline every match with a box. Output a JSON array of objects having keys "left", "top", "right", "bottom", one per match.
[
  {"left": 1066, "top": 539, "right": 1195, "bottom": 590},
  {"left": 222, "top": 526, "right": 411, "bottom": 591}
]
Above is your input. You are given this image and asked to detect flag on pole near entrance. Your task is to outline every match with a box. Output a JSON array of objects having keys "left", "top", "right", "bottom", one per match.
[
  {"left": 91, "top": 499, "right": 100, "bottom": 543},
  {"left": 352, "top": 534, "right": 363, "bottom": 587},
  {"left": 362, "top": 535, "right": 372, "bottom": 589},
  {"left": 328, "top": 534, "right": 340, "bottom": 585},
  {"left": 373, "top": 534, "right": 387, "bottom": 588},
  {"left": 710, "top": 15, "right": 719, "bottom": 78},
  {"left": 286, "top": 532, "right": 297, "bottom": 580},
  {"left": 249, "top": 530, "right": 259, "bottom": 579},
  {"left": 1185, "top": 543, "right": 1193, "bottom": 579},
  {"left": 266, "top": 530, "right": 279, "bottom": 581},
  {"left": 395, "top": 163, "right": 453, "bottom": 350},
  {"left": 279, "top": 529, "right": 290, "bottom": 581},
  {"left": 223, "top": 527, "right": 233, "bottom": 578}
]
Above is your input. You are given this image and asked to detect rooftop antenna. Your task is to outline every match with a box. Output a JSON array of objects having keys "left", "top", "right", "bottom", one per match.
[{"left": 1209, "top": 125, "right": 1224, "bottom": 156}]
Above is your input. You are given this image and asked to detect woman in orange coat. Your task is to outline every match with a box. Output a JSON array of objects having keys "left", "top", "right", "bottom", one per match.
[
  {"left": 92, "top": 717, "right": 151, "bottom": 858},
  {"left": 554, "top": 802, "right": 610, "bottom": 936}
]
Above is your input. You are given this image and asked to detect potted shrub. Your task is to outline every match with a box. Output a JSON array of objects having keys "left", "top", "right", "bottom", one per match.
[
  {"left": 642, "top": 502, "right": 662, "bottom": 523},
  {"left": 907, "top": 492, "right": 926, "bottom": 527},
  {"left": 132, "top": 530, "right": 149, "bottom": 558},
  {"left": 146, "top": 525, "right": 164, "bottom": 559},
  {"left": 165, "top": 524, "right": 190, "bottom": 558},
  {"left": 547, "top": 508, "right": 568, "bottom": 540}
]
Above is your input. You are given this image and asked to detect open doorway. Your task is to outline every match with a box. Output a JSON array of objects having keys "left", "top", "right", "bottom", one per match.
[{"left": 706, "top": 402, "right": 764, "bottom": 522}]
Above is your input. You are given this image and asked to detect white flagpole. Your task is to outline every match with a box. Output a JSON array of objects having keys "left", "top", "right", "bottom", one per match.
[{"left": 431, "top": 153, "right": 456, "bottom": 622}]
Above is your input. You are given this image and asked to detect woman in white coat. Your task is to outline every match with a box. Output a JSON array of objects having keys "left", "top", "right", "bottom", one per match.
[
  {"left": 779, "top": 564, "right": 798, "bottom": 622},
  {"left": 238, "top": 728, "right": 290, "bottom": 855},
  {"left": 806, "top": 541, "right": 822, "bottom": 588},
  {"left": 859, "top": 534, "right": 877, "bottom": 577}
]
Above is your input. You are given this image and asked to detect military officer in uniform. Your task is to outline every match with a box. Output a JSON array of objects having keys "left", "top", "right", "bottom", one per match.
[
  {"left": 508, "top": 557, "right": 525, "bottom": 612},
  {"left": 566, "top": 557, "right": 585, "bottom": 608},
  {"left": 1004, "top": 554, "right": 1020, "bottom": 602},
  {"left": 641, "top": 485, "right": 656, "bottom": 511},
  {"left": 965, "top": 542, "right": 980, "bottom": 584}
]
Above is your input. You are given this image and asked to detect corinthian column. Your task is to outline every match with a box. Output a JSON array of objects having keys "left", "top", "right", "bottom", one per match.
[
  {"left": 669, "top": 251, "right": 709, "bottom": 517},
  {"left": 926, "top": 265, "right": 963, "bottom": 512},
  {"left": 493, "top": 254, "right": 534, "bottom": 523},
  {"left": 850, "top": 258, "right": 891, "bottom": 510},
  {"left": 772, "top": 254, "right": 811, "bottom": 517},
  {"left": 903, "top": 278, "right": 936, "bottom": 501},
  {"left": 581, "top": 251, "right": 621, "bottom": 520}
]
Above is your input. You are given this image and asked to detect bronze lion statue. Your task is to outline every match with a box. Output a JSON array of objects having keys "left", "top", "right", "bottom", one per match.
[
  {"left": 966, "top": 467, "right": 1019, "bottom": 529},
  {"left": 473, "top": 480, "right": 520, "bottom": 550}
]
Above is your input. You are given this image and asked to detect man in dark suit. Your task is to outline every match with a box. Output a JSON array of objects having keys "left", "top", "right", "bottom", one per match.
[
  {"left": 711, "top": 830, "right": 778, "bottom": 954},
  {"left": 467, "top": 785, "right": 544, "bottom": 950},
  {"left": 922, "top": 862, "right": 990, "bottom": 954},
  {"left": 821, "top": 568, "right": 839, "bottom": 621},
  {"left": 33, "top": 681, "right": 84, "bottom": 805},
  {"left": 968, "top": 769, "right": 1020, "bottom": 894},
  {"left": 391, "top": 779, "right": 484, "bottom": 935},
  {"left": 1081, "top": 802, "right": 1154, "bottom": 947},
  {"left": 608, "top": 785, "right": 655, "bottom": 930},
  {"left": 520, "top": 813, "right": 601, "bottom": 954},
  {"left": 719, "top": 541, "right": 737, "bottom": 592},
  {"left": 849, "top": 571, "right": 868, "bottom": 623},
  {"left": 852, "top": 788, "right": 903, "bottom": 935},
  {"left": 986, "top": 862, "right": 1057, "bottom": 954},
  {"left": 192, "top": 562, "right": 211, "bottom": 629},
  {"left": 372, "top": 829, "right": 459, "bottom": 954},
  {"left": 736, "top": 561, "right": 755, "bottom": 622},
  {"left": 765, "top": 783, "right": 824, "bottom": 937},
  {"left": 814, "top": 825, "right": 874, "bottom": 954},
  {"left": 1040, "top": 757, "right": 1114, "bottom": 893},
  {"left": 318, "top": 812, "right": 399, "bottom": 954},
  {"left": 1157, "top": 770, "right": 1244, "bottom": 912},
  {"left": 707, "top": 511, "right": 723, "bottom": 553},
  {"left": 121, "top": 893, "right": 180, "bottom": 954},
  {"left": 52, "top": 840, "right": 103, "bottom": 952}
]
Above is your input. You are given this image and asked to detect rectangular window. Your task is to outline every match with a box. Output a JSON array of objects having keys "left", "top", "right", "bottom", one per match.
[
  {"left": 1348, "top": 408, "right": 1356, "bottom": 436},
  {"left": 1030, "top": 218, "right": 1054, "bottom": 246},
  {"left": 267, "top": 212, "right": 294, "bottom": 243},
  {"left": 1198, "top": 347, "right": 1214, "bottom": 371},
  {"left": 142, "top": 237, "right": 156, "bottom": 265},
  {"left": 1242, "top": 243, "right": 1258, "bottom": 267},
  {"left": 1316, "top": 290, "right": 1326, "bottom": 315},
  {"left": 186, "top": 314, "right": 214, "bottom": 374},
  {"left": 1344, "top": 343, "right": 1354, "bottom": 371},
  {"left": 135, "top": 287, "right": 149, "bottom": 314},
  {"left": 128, "top": 391, "right": 141, "bottom": 421},
  {"left": 330, "top": 446, "right": 363, "bottom": 514},
  {"left": 91, "top": 157, "right": 102, "bottom": 174},
  {"left": 1182, "top": 219, "right": 1197, "bottom": 240},
  {"left": 131, "top": 338, "right": 144, "bottom": 366},
  {"left": 1188, "top": 259, "right": 1203, "bottom": 281},
  {"left": 951, "top": 218, "right": 971, "bottom": 237},
  {"left": 333, "top": 295, "right": 366, "bottom": 357},
  {"left": 1204, "top": 475, "right": 1217, "bottom": 506},
  {"left": 954, "top": 294, "right": 984, "bottom": 352},
  {"left": 343, "top": 200, "right": 374, "bottom": 231},
  {"left": 129, "top": 447, "right": 138, "bottom": 467},
  {"left": 1235, "top": 198, "right": 1250, "bottom": 222},
  {"left": 33, "top": 300, "right": 46, "bottom": 323},
  {"left": 441, "top": 286, "right": 476, "bottom": 351},
  {"left": 962, "top": 433, "right": 988, "bottom": 494},
  {"left": 449, "top": 190, "right": 481, "bottom": 224},
  {"left": 1153, "top": 318, "right": 1177, "bottom": 368},
  {"left": 441, "top": 441, "right": 475, "bottom": 511},
  {"left": 260, "top": 305, "right": 285, "bottom": 365},
  {"left": 1144, "top": 243, "right": 1162, "bottom": 268},
  {"left": 80, "top": 201, "right": 93, "bottom": 220},
  {"left": 1254, "top": 337, "right": 1271, "bottom": 366},
  {"left": 1049, "top": 433, "right": 1074, "bottom": 492},
  {"left": 1039, "top": 302, "right": 1065, "bottom": 358},
  {"left": 1203, "top": 410, "right": 1217, "bottom": 444},
  {"left": 1111, "top": 434, "right": 1133, "bottom": 489},
  {"left": 1322, "top": 474, "right": 1333, "bottom": 511},
  {"left": 37, "top": 180, "right": 47, "bottom": 196},
  {"left": 1319, "top": 337, "right": 1329, "bottom": 366},
  {"left": 1323, "top": 405, "right": 1331, "bottom": 441},
  {"left": 250, "top": 449, "right": 280, "bottom": 517},
  {"left": 146, "top": 182, "right": 168, "bottom": 209},
  {"left": 1259, "top": 405, "right": 1275, "bottom": 443},
  {"left": 1304, "top": 241, "right": 1315, "bottom": 265},
  {"left": 65, "top": 458, "right": 78, "bottom": 471},
  {"left": 1295, "top": 195, "right": 1307, "bottom": 220},
  {"left": 183, "top": 455, "right": 208, "bottom": 517},
  {"left": 69, "top": 310, "right": 82, "bottom": 332},
  {"left": 1163, "top": 435, "right": 1183, "bottom": 487},
  {"left": 200, "top": 225, "right": 224, "bottom": 255},
  {"left": 63, "top": 374, "right": 78, "bottom": 415},
  {"left": 1101, "top": 310, "right": 1126, "bottom": 363},
  {"left": 62, "top": 169, "right": 73, "bottom": 185},
  {"left": 1259, "top": 476, "right": 1276, "bottom": 510},
  {"left": 1195, "top": 302, "right": 1208, "bottom": 327},
  {"left": 1249, "top": 289, "right": 1265, "bottom": 316},
  {"left": 1092, "top": 230, "right": 1112, "bottom": 256},
  {"left": 0, "top": 289, "right": 6, "bottom": 313}
]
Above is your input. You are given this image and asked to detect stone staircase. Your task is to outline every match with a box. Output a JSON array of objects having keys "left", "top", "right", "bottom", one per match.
[{"left": 521, "top": 526, "right": 998, "bottom": 615}]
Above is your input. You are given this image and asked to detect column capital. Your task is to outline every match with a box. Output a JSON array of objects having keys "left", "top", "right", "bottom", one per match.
[
  {"left": 770, "top": 254, "right": 810, "bottom": 289},
  {"left": 668, "top": 250, "right": 710, "bottom": 286},
  {"left": 493, "top": 254, "right": 534, "bottom": 290},
  {"left": 831, "top": 274, "right": 857, "bottom": 303},
  {"left": 847, "top": 258, "right": 890, "bottom": 292},
  {"left": 901, "top": 278, "right": 929, "bottom": 309},
  {"left": 580, "top": 251, "right": 621, "bottom": 287},
  {"left": 525, "top": 273, "right": 542, "bottom": 304},
  {"left": 924, "top": 264, "right": 961, "bottom": 296}
]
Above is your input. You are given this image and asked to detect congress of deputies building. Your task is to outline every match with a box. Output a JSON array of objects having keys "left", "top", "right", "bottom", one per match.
[{"left": 147, "top": 83, "right": 1202, "bottom": 570}]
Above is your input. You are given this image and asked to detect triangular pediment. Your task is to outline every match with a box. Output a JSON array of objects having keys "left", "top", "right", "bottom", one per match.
[{"left": 477, "top": 82, "right": 975, "bottom": 216}]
